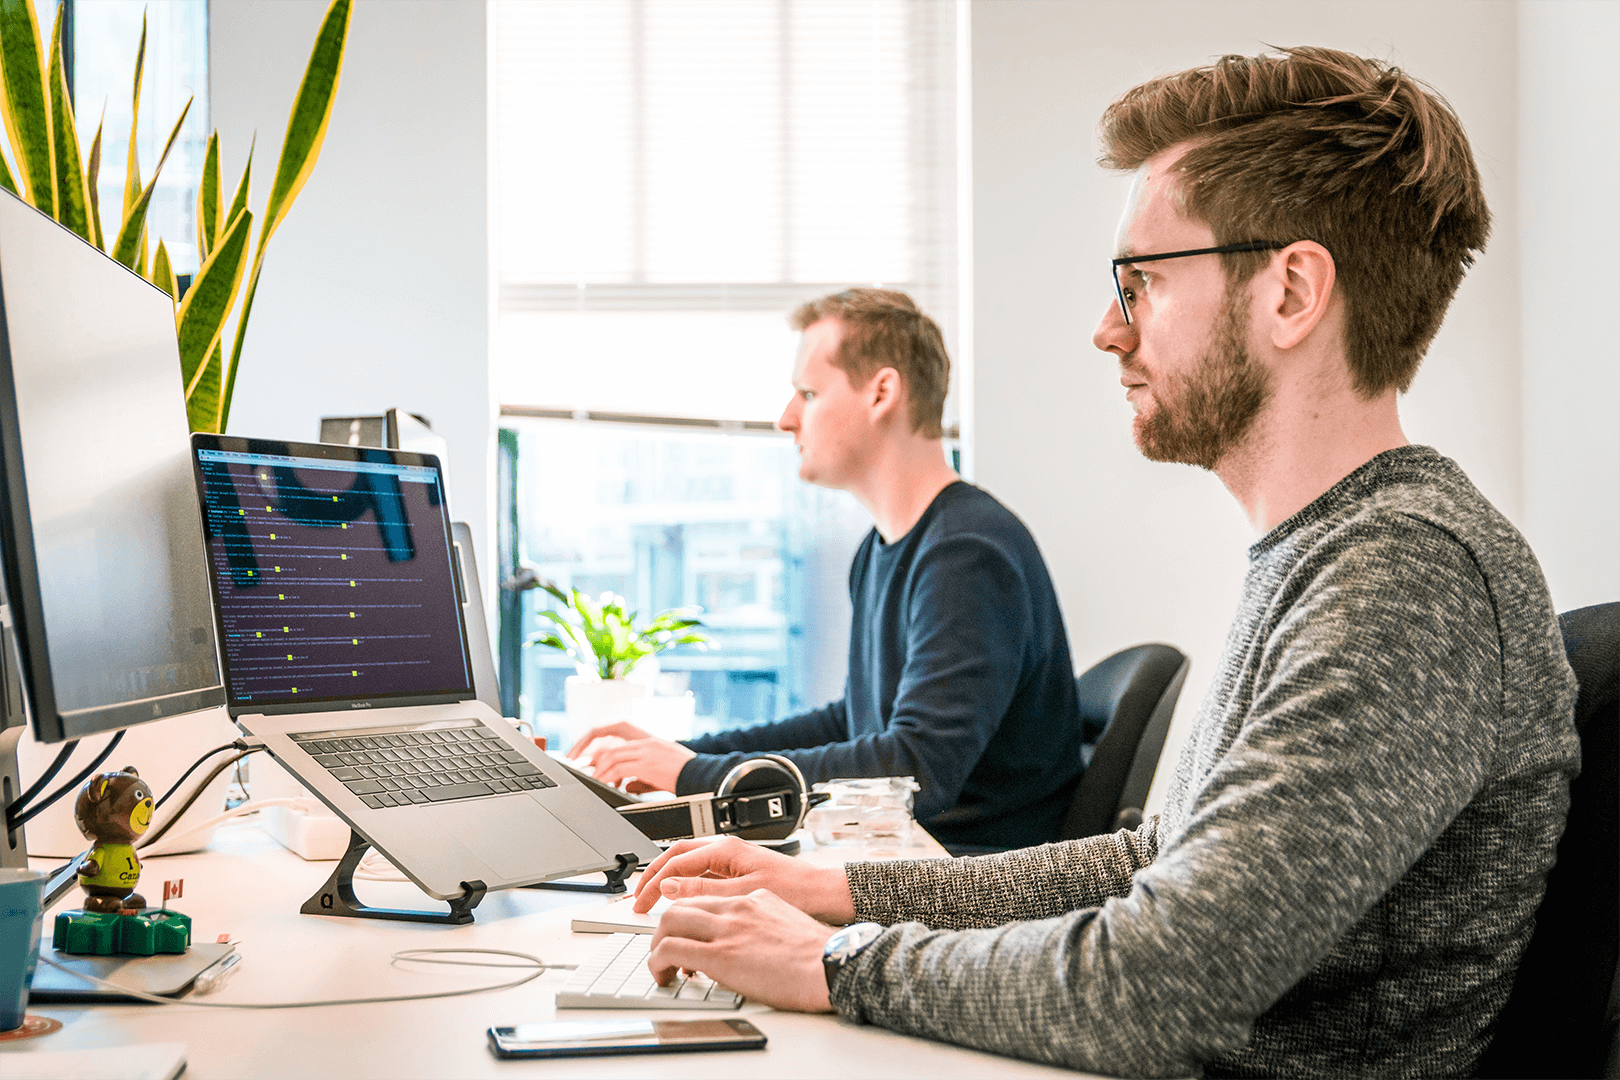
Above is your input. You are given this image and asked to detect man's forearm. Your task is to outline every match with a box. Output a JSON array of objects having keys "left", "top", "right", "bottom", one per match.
[{"left": 845, "top": 821, "right": 1158, "bottom": 929}]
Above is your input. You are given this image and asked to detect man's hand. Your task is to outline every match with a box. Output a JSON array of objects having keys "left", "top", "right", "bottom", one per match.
[
  {"left": 566, "top": 721, "right": 654, "bottom": 760},
  {"left": 633, "top": 835, "right": 856, "bottom": 924},
  {"left": 649, "top": 889, "right": 836, "bottom": 1013},
  {"left": 584, "top": 735, "right": 695, "bottom": 792}
]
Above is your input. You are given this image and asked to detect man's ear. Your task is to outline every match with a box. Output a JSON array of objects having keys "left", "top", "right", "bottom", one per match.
[
  {"left": 867, "top": 367, "right": 904, "bottom": 423},
  {"left": 1267, "top": 241, "right": 1336, "bottom": 351}
]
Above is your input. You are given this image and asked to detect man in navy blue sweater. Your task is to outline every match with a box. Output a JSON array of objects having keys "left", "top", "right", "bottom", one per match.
[{"left": 569, "top": 289, "right": 1080, "bottom": 853}]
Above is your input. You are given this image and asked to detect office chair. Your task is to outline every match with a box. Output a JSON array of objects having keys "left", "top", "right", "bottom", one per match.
[
  {"left": 1059, "top": 643, "right": 1190, "bottom": 840},
  {"left": 1479, "top": 602, "right": 1620, "bottom": 1079}
]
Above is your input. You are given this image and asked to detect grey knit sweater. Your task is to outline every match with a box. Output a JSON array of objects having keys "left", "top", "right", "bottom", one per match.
[{"left": 829, "top": 447, "right": 1580, "bottom": 1078}]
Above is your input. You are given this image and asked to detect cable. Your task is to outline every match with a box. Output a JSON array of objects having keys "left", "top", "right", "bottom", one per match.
[
  {"left": 35, "top": 948, "right": 570, "bottom": 1009},
  {"left": 137, "top": 747, "right": 265, "bottom": 850},
  {"left": 6, "top": 740, "right": 78, "bottom": 824},
  {"left": 153, "top": 741, "right": 246, "bottom": 811},
  {"left": 9, "top": 731, "right": 126, "bottom": 830}
]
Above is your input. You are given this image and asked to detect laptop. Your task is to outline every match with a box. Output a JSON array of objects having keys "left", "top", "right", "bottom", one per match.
[{"left": 189, "top": 435, "right": 660, "bottom": 902}]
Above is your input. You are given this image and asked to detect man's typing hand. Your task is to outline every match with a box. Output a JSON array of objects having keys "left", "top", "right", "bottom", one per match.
[
  {"left": 566, "top": 721, "right": 654, "bottom": 760},
  {"left": 649, "top": 889, "right": 836, "bottom": 1013},
  {"left": 580, "top": 733, "right": 695, "bottom": 793},
  {"left": 633, "top": 835, "right": 856, "bottom": 924}
]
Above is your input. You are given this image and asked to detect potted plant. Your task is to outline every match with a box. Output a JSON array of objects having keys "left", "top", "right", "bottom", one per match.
[
  {"left": 521, "top": 581, "right": 711, "bottom": 742},
  {"left": 0, "top": 0, "right": 350, "bottom": 433}
]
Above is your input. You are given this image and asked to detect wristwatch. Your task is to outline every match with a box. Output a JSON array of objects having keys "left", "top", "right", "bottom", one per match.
[{"left": 822, "top": 921, "right": 886, "bottom": 994}]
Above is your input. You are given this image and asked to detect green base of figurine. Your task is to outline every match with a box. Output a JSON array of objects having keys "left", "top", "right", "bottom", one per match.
[{"left": 52, "top": 908, "right": 192, "bottom": 956}]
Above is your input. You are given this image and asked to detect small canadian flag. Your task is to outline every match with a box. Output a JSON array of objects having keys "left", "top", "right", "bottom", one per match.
[{"left": 162, "top": 879, "right": 184, "bottom": 903}]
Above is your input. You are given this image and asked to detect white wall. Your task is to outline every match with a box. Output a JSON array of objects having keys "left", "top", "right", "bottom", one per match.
[
  {"left": 1519, "top": 0, "right": 1620, "bottom": 613},
  {"left": 210, "top": 0, "right": 492, "bottom": 571},
  {"left": 968, "top": 0, "right": 1616, "bottom": 813}
]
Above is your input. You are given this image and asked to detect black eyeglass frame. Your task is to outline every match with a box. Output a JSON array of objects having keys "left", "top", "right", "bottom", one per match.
[{"left": 1110, "top": 241, "right": 1291, "bottom": 325}]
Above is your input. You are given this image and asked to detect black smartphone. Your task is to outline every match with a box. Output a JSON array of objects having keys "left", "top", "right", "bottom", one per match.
[{"left": 487, "top": 1018, "right": 767, "bottom": 1059}]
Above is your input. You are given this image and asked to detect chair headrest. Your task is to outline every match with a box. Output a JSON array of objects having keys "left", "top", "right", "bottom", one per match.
[{"left": 1559, "top": 603, "right": 1620, "bottom": 729}]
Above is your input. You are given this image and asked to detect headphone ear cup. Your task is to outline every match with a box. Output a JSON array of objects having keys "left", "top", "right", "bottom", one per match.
[{"left": 716, "top": 755, "right": 809, "bottom": 840}]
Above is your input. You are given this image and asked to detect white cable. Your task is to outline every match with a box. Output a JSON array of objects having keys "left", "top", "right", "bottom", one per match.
[
  {"left": 136, "top": 797, "right": 327, "bottom": 856},
  {"left": 36, "top": 948, "right": 569, "bottom": 1009}
]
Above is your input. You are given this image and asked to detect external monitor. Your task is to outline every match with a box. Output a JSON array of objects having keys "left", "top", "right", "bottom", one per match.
[{"left": 0, "top": 189, "right": 226, "bottom": 870}]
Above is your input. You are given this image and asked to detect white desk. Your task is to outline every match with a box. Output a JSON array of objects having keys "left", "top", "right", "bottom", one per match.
[{"left": 1, "top": 824, "right": 1083, "bottom": 1079}]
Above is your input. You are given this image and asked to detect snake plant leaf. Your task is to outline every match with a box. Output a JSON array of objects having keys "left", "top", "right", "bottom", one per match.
[
  {"left": 197, "top": 131, "right": 220, "bottom": 261},
  {"left": 216, "top": 0, "right": 350, "bottom": 435},
  {"left": 46, "top": 2, "right": 87, "bottom": 240},
  {"left": 0, "top": 0, "right": 54, "bottom": 213},
  {"left": 109, "top": 96, "right": 191, "bottom": 272},
  {"left": 84, "top": 108, "right": 104, "bottom": 249},
  {"left": 0, "top": 131, "right": 15, "bottom": 197},
  {"left": 184, "top": 342, "right": 223, "bottom": 435},
  {"left": 225, "top": 135, "right": 252, "bottom": 227},
  {"left": 122, "top": 11, "right": 144, "bottom": 216},
  {"left": 261, "top": 0, "right": 350, "bottom": 247},
  {"left": 177, "top": 205, "right": 251, "bottom": 408},
  {"left": 150, "top": 239, "right": 176, "bottom": 301}
]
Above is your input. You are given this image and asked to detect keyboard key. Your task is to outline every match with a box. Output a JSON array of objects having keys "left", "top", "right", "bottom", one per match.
[
  {"left": 555, "top": 934, "right": 744, "bottom": 1011},
  {"left": 346, "top": 779, "right": 385, "bottom": 795}
]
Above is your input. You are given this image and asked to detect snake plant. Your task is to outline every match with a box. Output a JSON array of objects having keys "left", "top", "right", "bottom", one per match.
[{"left": 0, "top": 0, "right": 350, "bottom": 433}]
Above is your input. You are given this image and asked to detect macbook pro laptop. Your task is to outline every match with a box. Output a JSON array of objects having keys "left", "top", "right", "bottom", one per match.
[{"left": 189, "top": 435, "right": 660, "bottom": 902}]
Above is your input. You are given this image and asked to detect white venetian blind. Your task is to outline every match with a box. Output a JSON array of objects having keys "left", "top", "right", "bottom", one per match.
[{"left": 493, "top": 0, "right": 959, "bottom": 423}]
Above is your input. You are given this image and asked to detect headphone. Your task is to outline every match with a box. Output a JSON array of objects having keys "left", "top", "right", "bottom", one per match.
[{"left": 616, "top": 754, "right": 825, "bottom": 843}]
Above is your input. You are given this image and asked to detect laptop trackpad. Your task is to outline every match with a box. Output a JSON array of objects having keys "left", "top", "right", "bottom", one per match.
[{"left": 423, "top": 796, "right": 600, "bottom": 879}]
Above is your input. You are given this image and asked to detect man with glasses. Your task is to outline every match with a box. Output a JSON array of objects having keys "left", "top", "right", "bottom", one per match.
[{"left": 612, "top": 47, "right": 1580, "bottom": 1077}]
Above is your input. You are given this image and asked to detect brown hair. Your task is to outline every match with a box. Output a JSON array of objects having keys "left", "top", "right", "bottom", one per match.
[
  {"left": 789, "top": 288, "right": 950, "bottom": 438},
  {"left": 1099, "top": 46, "right": 1490, "bottom": 395}
]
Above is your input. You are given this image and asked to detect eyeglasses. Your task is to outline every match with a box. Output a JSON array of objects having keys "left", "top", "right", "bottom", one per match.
[{"left": 1110, "top": 241, "right": 1290, "bottom": 325}]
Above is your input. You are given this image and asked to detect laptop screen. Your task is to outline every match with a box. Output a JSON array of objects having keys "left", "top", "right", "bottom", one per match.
[{"left": 191, "top": 437, "right": 473, "bottom": 711}]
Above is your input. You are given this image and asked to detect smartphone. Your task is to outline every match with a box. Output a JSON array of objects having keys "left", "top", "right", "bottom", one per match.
[{"left": 488, "top": 1018, "right": 767, "bottom": 1059}]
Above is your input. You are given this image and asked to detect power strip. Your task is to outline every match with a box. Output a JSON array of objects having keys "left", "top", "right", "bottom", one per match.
[{"left": 259, "top": 804, "right": 352, "bottom": 861}]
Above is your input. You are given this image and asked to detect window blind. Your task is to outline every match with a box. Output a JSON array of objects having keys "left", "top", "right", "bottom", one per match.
[{"left": 493, "top": 0, "right": 959, "bottom": 422}]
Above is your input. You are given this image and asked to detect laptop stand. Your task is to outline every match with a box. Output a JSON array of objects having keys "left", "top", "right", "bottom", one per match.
[
  {"left": 526, "top": 852, "right": 639, "bottom": 895},
  {"left": 301, "top": 829, "right": 486, "bottom": 924}
]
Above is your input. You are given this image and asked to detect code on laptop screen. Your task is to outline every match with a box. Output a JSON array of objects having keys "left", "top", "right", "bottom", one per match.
[{"left": 194, "top": 446, "right": 472, "bottom": 708}]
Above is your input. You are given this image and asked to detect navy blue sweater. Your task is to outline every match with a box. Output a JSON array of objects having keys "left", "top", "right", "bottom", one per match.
[{"left": 676, "top": 482, "right": 1081, "bottom": 852}]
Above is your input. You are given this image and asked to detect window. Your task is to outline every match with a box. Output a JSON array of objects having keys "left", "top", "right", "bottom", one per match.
[
  {"left": 492, "top": 0, "right": 960, "bottom": 744},
  {"left": 71, "top": 0, "right": 210, "bottom": 275}
]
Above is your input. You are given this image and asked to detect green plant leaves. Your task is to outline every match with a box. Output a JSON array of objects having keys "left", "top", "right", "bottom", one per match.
[
  {"left": 178, "top": 206, "right": 252, "bottom": 429},
  {"left": 524, "top": 585, "right": 712, "bottom": 681},
  {"left": 0, "top": 0, "right": 54, "bottom": 213},
  {"left": 150, "top": 238, "right": 177, "bottom": 302},
  {"left": 46, "top": 0, "right": 87, "bottom": 241},
  {"left": 109, "top": 96, "right": 191, "bottom": 272},
  {"left": 84, "top": 109, "right": 104, "bottom": 250},
  {"left": 197, "top": 132, "right": 220, "bottom": 261}
]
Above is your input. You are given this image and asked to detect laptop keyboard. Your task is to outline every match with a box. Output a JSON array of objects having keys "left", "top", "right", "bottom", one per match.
[
  {"left": 556, "top": 933, "right": 744, "bottom": 1010},
  {"left": 291, "top": 721, "right": 557, "bottom": 809}
]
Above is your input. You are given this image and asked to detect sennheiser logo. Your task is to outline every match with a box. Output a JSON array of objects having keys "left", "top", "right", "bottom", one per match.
[{"left": 768, "top": 797, "right": 784, "bottom": 818}]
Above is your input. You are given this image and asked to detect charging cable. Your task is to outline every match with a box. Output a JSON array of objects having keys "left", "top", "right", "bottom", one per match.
[{"left": 36, "top": 948, "right": 573, "bottom": 1009}]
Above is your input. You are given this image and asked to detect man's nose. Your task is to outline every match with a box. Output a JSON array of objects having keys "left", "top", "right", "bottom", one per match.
[
  {"left": 776, "top": 397, "right": 797, "bottom": 433},
  {"left": 1092, "top": 300, "right": 1136, "bottom": 359}
]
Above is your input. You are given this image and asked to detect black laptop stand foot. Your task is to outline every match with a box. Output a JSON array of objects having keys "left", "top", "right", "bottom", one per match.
[
  {"left": 301, "top": 829, "right": 486, "bottom": 924},
  {"left": 526, "top": 852, "right": 639, "bottom": 895}
]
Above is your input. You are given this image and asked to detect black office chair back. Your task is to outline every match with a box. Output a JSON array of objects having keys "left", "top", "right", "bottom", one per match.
[
  {"left": 1059, "top": 643, "right": 1189, "bottom": 840},
  {"left": 1479, "top": 602, "right": 1620, "bottom": 1079}
]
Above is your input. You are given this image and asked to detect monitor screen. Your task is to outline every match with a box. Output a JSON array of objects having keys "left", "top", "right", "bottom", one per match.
[
  {"left": 0, "top": 191, "right": 224, "bottom": 743},
  {"left": 192, "top": 438, "right": 473, "bottom": 711}
]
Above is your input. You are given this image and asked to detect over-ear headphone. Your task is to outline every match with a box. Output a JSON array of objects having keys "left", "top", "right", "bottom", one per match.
[{"left": 616, "top": 753, "right": 825, "bottom": 844}]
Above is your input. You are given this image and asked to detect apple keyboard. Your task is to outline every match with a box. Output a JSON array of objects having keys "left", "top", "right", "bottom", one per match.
[{"left": 556, "top": 933, "right": 744, "bottom": 1010}]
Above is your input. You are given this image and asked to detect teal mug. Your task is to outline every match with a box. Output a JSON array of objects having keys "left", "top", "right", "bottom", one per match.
[{"left": 0, "top": 868, "right": 47, "bottom": 1031}]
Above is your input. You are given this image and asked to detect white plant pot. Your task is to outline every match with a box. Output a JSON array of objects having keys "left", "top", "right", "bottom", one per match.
[{"left": 563, "top": 676, "right": 652, "bottom": 748}]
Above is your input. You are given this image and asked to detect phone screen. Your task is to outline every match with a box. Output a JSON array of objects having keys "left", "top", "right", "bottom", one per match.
[{"left": 488, "top": 1018, "right": 767, "bottom": 1058}]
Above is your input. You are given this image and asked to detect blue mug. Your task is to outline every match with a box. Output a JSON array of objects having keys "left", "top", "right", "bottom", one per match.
[{"left": 0, "top": 868, "right": 47, "bottom": 1031}]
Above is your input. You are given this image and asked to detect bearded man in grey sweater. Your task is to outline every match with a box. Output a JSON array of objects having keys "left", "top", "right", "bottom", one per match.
[{"left": 624, "top": 47, "right": 1580, "bottom": 1078}]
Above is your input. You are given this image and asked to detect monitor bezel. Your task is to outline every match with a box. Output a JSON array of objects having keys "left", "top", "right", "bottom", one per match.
[
  {"left": 191, "top": 433, "right": 477, "bottom": 716},
  {"left": 0, "top": 196, "right": 227, "bottom": 744}
]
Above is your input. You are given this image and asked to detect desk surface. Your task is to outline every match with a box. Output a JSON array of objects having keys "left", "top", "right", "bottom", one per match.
[{"left": 1, "top": 824, "right": 1081, "bottom": 1080}]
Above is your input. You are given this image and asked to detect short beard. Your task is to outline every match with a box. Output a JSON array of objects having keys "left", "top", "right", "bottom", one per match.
[{"left": 1132, "top": 285, "right": 1272, "bottom": 471}]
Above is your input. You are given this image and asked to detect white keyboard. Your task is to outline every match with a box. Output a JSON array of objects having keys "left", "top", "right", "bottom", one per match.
[{"left": 556, "top": 933, "right": 744, "bottom": 1010}]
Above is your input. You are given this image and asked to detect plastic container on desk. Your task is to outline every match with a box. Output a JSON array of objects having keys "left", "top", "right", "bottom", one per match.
[{"left": 806, "top": 776, "right": 921, "bottom": 847}]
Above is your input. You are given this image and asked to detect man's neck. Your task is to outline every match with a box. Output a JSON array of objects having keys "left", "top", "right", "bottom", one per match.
[
  {"left": 846, "top": 440, "right": 960, "bottom": 543},
  {"left": 1217, "top": 384, "right": 1408, "bottom": 535}
]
